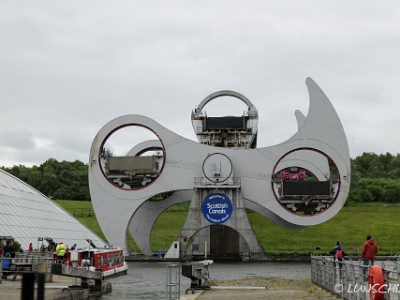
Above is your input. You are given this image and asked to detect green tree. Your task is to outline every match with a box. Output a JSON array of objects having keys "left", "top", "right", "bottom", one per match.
[
  {"left": 366, "top": 185, "right": 384, "bottom": 202},
  {"left": 384, "top": 181, "right": 400, "bottom": 203},
  {"left": 359, "top": 189, "right": 373, "bottom": 202}
]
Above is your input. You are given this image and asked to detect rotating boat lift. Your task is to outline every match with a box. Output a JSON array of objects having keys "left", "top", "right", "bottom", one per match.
[{"left": 88, "top": 78, "right": 350, "bottom": 257}]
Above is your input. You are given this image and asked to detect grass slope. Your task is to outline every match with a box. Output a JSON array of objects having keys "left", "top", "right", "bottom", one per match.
[{"left": 55, "top": 200, "right": 400, "bottom": 255}]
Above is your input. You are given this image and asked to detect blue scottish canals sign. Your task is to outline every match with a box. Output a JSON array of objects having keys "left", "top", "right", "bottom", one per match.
[{"left": 202, "top": 193, "right": 233, "bottom": 224}]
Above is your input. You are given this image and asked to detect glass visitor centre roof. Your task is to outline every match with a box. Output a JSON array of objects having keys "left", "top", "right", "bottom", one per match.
[{"left": 0, "top": 169, "right": 106, "bottom": 251}]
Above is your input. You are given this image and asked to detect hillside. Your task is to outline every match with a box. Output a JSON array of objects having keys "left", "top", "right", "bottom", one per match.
[{"left": 55, "top": 200, "right": 400, "bottom": 255}]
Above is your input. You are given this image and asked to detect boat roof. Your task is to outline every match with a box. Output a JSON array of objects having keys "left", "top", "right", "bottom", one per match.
[{"left": 0, "top": 169, "right": 107, "bottom": 251}]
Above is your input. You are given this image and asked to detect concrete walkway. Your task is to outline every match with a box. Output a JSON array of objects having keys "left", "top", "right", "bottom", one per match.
[
  {"left": 1, "top": 275, "right": 73, "bottom": 299},
  {"left": 181, "top": 290, "right": 201, "bottom": 300},
  {"left": 1, "top": 275, "right": 337, "bottom": 299},
  {"left": 181, "top": 278, "right": 338, "bottom": 300}
]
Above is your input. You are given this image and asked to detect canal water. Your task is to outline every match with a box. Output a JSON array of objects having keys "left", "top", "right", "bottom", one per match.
[{"left": 101, "top": 261, "right": 311, "bottom": 299}]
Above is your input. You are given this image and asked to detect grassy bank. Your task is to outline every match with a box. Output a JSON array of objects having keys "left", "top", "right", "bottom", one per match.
[{"left": 55, "top": 200, "right": 400, "bottom": 255}]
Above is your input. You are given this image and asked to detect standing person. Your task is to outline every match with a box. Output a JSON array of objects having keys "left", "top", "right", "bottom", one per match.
[
  {"left": 361, "top": 235, "right": 378, "bottom": 278},
  {"left": 71, "top": 244, "right": 77, "bottom": 251},
  {"left": 330, "top": 244, "right": 345, "bottom": 276},
  {"left": 4, "top": 241, "right": 12, "bottom": 255},
  {"left": 10, "top": 242, "right": 16, "bottom": 258},
  {"left": 56, "top": 242, "right": 66, "bottom": 264},
  {"left": 330, "top": 242, "right": 341, "bottom": 267},
  {"left": 28, "top": 243, "right": 33, "bottom": 254},
  {"left": 4, "top": 241, "right": 15, "bottom": 257},
  {"left": 48, "top": 242, "right": 55, "bottom": 253}
]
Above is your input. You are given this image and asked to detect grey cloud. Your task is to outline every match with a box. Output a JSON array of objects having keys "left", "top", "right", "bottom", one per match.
[
  {"left": 0, "top": 128, "right": 36, "bottom": 150},
  {"left": 1, "top": 1, "right": 400, "bottom": 167}
]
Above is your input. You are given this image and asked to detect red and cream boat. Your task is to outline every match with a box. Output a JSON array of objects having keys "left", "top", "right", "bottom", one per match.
[{"left": 58, "top": 246, "right": 128, "bottom": 278}]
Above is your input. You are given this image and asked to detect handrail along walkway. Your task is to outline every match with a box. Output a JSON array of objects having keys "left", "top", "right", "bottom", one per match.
[{"left": 311, "top": 255, "right": 400, "bottom": 300}]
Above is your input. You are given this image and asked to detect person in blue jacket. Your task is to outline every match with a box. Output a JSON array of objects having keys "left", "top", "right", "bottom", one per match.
[{"left": 2, "top": 252, "right": 12, "bottom": 279}]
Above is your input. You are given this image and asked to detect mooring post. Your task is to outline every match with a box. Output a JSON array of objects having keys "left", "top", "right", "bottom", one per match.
[
  {"left": 36, "top": 272, "right": 45, "bottom": 300},
  {"left": 94, "top": 277, "right": 103, "bottom": 293},
  {"left": 21, "top": 272, "right": 45, "bottom": 300}
]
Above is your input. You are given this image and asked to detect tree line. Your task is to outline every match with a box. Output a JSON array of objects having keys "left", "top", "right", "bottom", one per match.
[
  {"left": 1, "top": 158, "right": 90, "bottom": 200},
  {"left": 350, "top": 152, "right": 400, "bottom": 203},
  {"left": 1, "top": 152, "right": 400, "bottom": 202}
]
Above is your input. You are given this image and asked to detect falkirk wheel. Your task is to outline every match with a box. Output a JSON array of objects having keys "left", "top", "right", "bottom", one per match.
[{"left": 88, "top": 78, "right": 350, "bottom": 258}]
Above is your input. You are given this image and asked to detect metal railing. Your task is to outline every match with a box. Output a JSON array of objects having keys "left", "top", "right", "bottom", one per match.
[
  {"left": 14, "top": 253, "right": 53, "bottom": 268},
  {"left": 166, "top": 264, "right": 180, "bottom": 300},
  {"left": 311, "top": 255, "right": 400, "bottom": 300},
  {"left": 1, "top": 253, "right": 54, "bottom": 283},
  {"left": 194, "top": 177, "right": 241, "bottom": 189},
  {"left": 128, "top": 248, "right": 170, "bottom": 258},
  {"left": 67, "top": 209, "right": 95, "bottom": 217}
]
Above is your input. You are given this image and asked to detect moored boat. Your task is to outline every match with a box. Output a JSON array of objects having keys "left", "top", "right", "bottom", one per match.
[{"left": 58, "top": 246, "right": 128, "bottom": 278}]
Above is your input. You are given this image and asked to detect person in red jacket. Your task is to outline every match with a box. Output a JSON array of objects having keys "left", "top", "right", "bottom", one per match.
[{"left": 361, "top": 235, "right": 378, "bottom": 277}]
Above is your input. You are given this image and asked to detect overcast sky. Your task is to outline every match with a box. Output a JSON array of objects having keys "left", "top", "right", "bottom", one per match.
[{"left": 1, "top": 1, "right": 399, "bottom": 168}]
